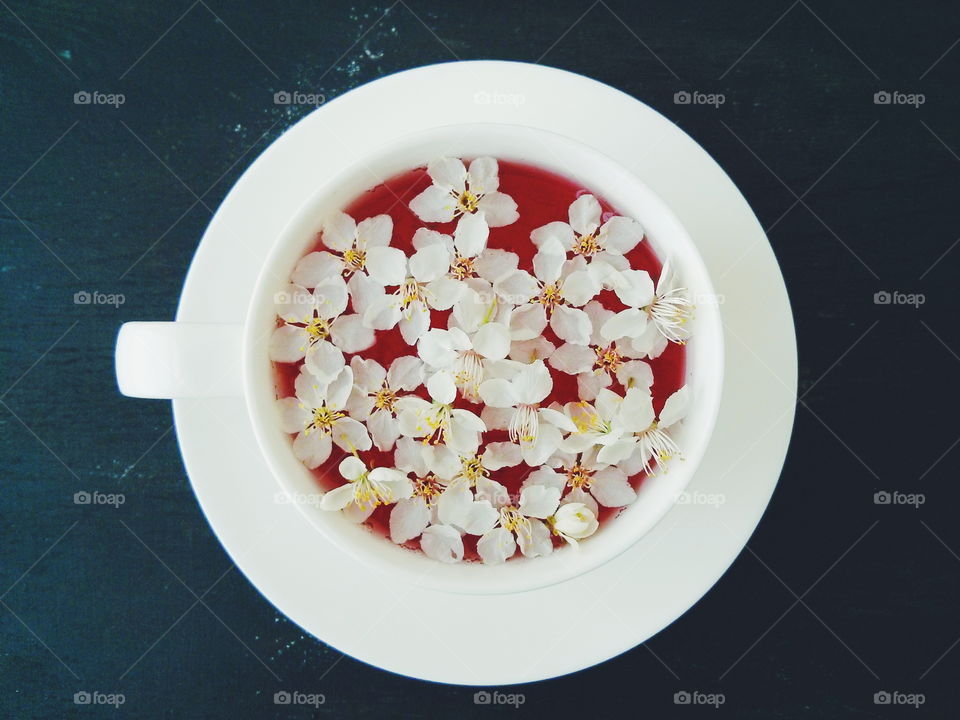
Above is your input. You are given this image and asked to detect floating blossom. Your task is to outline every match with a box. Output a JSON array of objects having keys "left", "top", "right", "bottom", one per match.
[
  {"left": 361, "top": 241, "right": 467, "bottom": 345},
  {"left": 474, "top": 478, "right": 561, "bottom": 564},
  {"left": 276, "top": 366, "right": 372, "bottom": 468},
  {"left": 596, "top": 386, "right": 690, "bottom": 474},
  {"left": 531, "top": 194, "right": 644, "bottom": 261},
  {"left": 395, "top": 371, "right": 486, "bottom": 454},
  {"left": 346, "top": 356, "right": 425, "bottom": 451},
  {"left": 292, "top": 212, "right": 393, "bottom": 286},
  {"left": 477, "top": 360, "right": 575, "bottom": 466},
  {"left": 495, "top": 237, "right": 600, "bottom": 345},
  {"left": 559, "top": 388, "right": 628, "bottom": 456},
  {"left": 417, "top": 324, "right": 511, "bottom": 401},
  {"left": 602, "top": 260, "right": 693, "bottom": 346},
  {"left": 549, "top": 300, "right": 656, "bottom": 401},
  {"left": 387, "top": 437, "right": 450, "bottom": 547},
  {"left": 550, "top": 503, "right": 600, "bottom": 543},
  {"left": 409, "top": 156, "right": 519, "bottom": 227},
  {"left": 320, "top": 455, "right": 413, "bottom": 521},
  {"left": 269, "top": 279, "right": 348, "bottom": 371},
  {"left": 524, "top": 451, "right": 637, "bottom": 513}
]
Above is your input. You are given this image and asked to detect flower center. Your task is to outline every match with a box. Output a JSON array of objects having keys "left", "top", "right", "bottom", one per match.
[
  {"left": 635, "top": 421, "right": 682, "bottom": 474},
  {"left": 450, "top": 255, "right": 476, "bottom": 280},
  {"left": 571, "top": 402, "right": 611, "bottom": 435},
  {"left": 499, "top": 505, "right": 526, "bottom": 533},
  {"left": 460, "top": 454, "right": 488, "bottom": 484},
  {"left": 413, "top": 473, "right": 442, "bottom": 504},
  {"left": 572, "top": 233, "right": 601, "bottom": 257},
  {"left": 509, "top": 404, "right": 539, "bottom": 444},
  {"left": 309, "top": 405, "right": 344, "bottom": 434},
  {"left": 373, "top": 386, "right": 397, "bottom": 412},
  {"left": 343, "top": 247, "right": 366, "bottom": 272},
  {"left": 304, "top": 316, "right": 330, "bottom": 341},
  {"left": 593, "top": 345, "right": 623, "bottom": 373},
  {"left": 565, "top": 463, "right": 594, "bottom": 489},
  {"left": 398, "top": 277, "right": 428, "bottom": 312},
  {"left": 352, "top": 472, "right": 394, "bottom": 509},
  {"left": 453, "top": 350, "right": 483, "bottom": 400},
  {"left": 647, "top": 288, "right": 694, "bottom": 344},
  {"left": 415, "top": 403, "right": 452, "bottom": 446},
  {"left": 536, "top": 283, "right": 562, "bottom": 313},
  {"left": 456, "top": 190, "right": 479, "bottom": 214}
]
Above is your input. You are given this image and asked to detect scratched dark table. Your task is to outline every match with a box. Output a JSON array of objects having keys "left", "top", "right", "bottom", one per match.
[{"left": 2, "top": 1, "right": 958, "bottom": 718}]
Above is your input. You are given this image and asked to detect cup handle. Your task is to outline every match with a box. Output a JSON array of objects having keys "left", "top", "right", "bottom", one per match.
[{"left": 115, "top": 322, "right": 244, "bottom": 399}]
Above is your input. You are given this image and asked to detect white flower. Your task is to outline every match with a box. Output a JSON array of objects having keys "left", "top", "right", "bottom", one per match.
[
  {"left": 531, "top": 194, "right": 644, "bottom": 261},
  {"left": 346, "top": 355, "right": 424, "bottom": 451},
  {"left": 494, "top": 237, "right": 600, "bottom": 345},
  {"left": 320, "top": 455, "right": 413, "bottom": 520},
  {"left": 524, "top": 451, "right": 637, "bottom": 512},
  {"left": 361, "top": 241, "right": 468, "bottom": 345},
  {"left": 595, "top": 386, "right": 690, "bottom": 474},
  {"left": 549, "top": 300, "right": 655, "bottom": 401},
  {"left": 387, "top": 438, "right": 450, "bottom": 547},
  {"left": 477, "top": 360, "right": 575, "bottom": 466},
  {"left": 291, "top": 212, "right": 393, "bottom": 285},
  {"left": 276, "top": 366, "right": 372, "bottom": 468},
  {"left": 551, "top": 503, "right": 599, "bottom": 542},
  {"left": 602, "top": 259, "right": 693, "bottom": 346},
  {"left": 559, "top": 388, "right": 629, "bottom": 456},
  {"left": 474, "top": 478, "right": 561, "bottom": 564},
  {"left": 417, "top": 323, "right": 511, "bottom": 401},
  {"left": 409, "top": 156, "right": 519, "bottom": 227},
  {"left": 269, "top": 279, "right": 350, "bottom": 371},
  {"left": 395, "top": 371, "right": 486, "bottom": 454}
]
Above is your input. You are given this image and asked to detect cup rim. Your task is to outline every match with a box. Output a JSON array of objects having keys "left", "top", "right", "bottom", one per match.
[{"left": 243, "top": 122, "right": 725, "bottom": 595}]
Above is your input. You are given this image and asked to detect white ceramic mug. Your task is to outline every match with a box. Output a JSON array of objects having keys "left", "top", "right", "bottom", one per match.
[{"left": 116, "top": 123, "right": 724, "bottom": 594}]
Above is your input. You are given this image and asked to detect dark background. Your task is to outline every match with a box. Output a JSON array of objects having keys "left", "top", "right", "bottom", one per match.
[{"left": 2, "top": 1, "right": 958, "bottom": 717}]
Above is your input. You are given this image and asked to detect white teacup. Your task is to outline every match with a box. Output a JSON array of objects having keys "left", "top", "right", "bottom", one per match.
[{"left": 116, "top": 123, "right": 724, "bottom": 595}]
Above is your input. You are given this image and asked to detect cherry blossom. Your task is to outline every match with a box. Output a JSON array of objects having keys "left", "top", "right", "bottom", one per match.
[
  {"left": 409, "top": 156, "right": 519, "bottom": 227},
  {"left": 346, "top": 355, "right": 424, "bottom": 451},
  {"left": 292, "top": 212, "right": 393, "bottom": 285},
  {"left": 320, "top": 455, "right": 413, "bottom": 521}
]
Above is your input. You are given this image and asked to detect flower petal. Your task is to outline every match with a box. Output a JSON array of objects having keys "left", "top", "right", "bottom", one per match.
[
  {"left": 319, "top": 482, "right": 356, "bottom": 511},
  {"left": 339, "top": 455, "right": 366, "bottom": 480},
  {"left": 368, "top": 410, "right": 400, "bottom": 451},
  {"left": 530, "top": 221, "right": 575, "bottom": 250},
  {"left": 549, "top": 342, "right": 596, "bottom": 375},
  {"left": 477, "top": 191, "right": 519, "bottom": 227},
  {"left": 494, "top": 269, "right": 539, "bottom": 304},
  {"left": 410, "top": 243, "right": 451, "bottom": 283},
  {"left": 569, "top": 194, "right": 602, "bottom": 235},
  {"left": 427, "top": 157, "right": 467, "bottom": 191},
  {"left": 513, "top": 359, "right": 553, "bottom": 405},
  {"left": 427, "top": 370, "right": 457, "bottom": 404},
  {"left": 471, "top": 322, "right": 510, "bottom": 360},
  {"left": 474, "top": 248, "right": 518, "bottom": 283},
  {"left": 482, "top": 441, "right": 522, "bottom": 470},
  {"left": 478, "top": 378, "right": 517, "bottom": 408},
  {"left": 453, "top": 211, "right": 489, "bottom": 258},
  {"left": 350, "top": 356, "right": 386, "bottom": 391},
  {"left": 387, "top": 355, "right": 424, "bottom": 391},
  {"left": 322, "top": 212, "right": 357, "bottom": 252},
  {"left": 347, "top": 271, "right": 384, "bottom": 316},
  {"left": 399, "top": 302, "right": 431, "bottom": 345},
  {"left": 616, "top": 359, "right": 654, "bottom": 390},
  {"left": 509, "top": 303, "right": 548, "bottom": 341},
  {"left": 409, "top": 185, "right": 457, "bottom": 223},
  {"left": 329, "top": 313, "right": 375, "bottom": 353},
  {"left": 601, "top": 308, "right": 648, "bottom": 341},
  {"left": 519, "top": 485, "right": 561, "bottom": 519},
  {"left": 613, "top": 269, "right": 655, "bottom": 308},
  {"left": 517, "top": 518, "right": 553, "bottom": 558},
  {"left": 331, "top": 416, "right": 372, "bottom": 453},
  {"left": 577, "top": 370, "right": 612, "bottom": 402},
  {"left": 598, "top": 215, "right": 643, "bottom": 255},
  {"left": 304, "top": 340, "right": 345, "bottom": 384},
  {"left": 560, "top": 269, "right": 601, "bottom": 307},
  {"left": 292, "top": 251, "right": 343, "bottom": 288},
  {"left": 520, "top": 423, "right": 562, "bottom": 466},
  {"left": 366, "top": 246, "right": 408, "bottom": 287},
  {"left": 313, "top": 276, "right": 349, "bottom": 319},
  {"left": 356, "top": 213, "right": 393, "bottom": 248},
  {"left": 477, "top": 527, "right": 516, "bottom": 565},
  {"left": 619, "top": 387, "right": 656, "bottom": 433},
  {"left": 292, "top": 430, "right": 331, "bottom": 469},
  {"left": 425, "top": 277, "right": 465, "bottom": 311},
  {"left": 533, "top": 236, "right": 565, "bottom": 284},
  {"left": 550, "top": 305, "right": 592, "bottom": 345},
  {"left": 389, "top": 497, "right": 431, "bottom": 544},
  {"left": 467, "top": 156, "right": 499, "bottom": 194},
  {"left": 277, "top": 396, "right": 310, "bottom": 434},
  {"left": 659, "top": 386, "right": 690, "bottom": 428},
  {"left": 269, "top": 325, "right": 308, "bottom": 363},
  {"left": 275, "top": 283, "right": 315, "bottom": 323},
  {"left": 420, "top": 524, "right": 464, "bottom": 563},
  {"left": 509, "top": 336, "right": 556, "bottom": 363},
  {"left": 589, "top": 466, "right": 637, "bottom": 507}
]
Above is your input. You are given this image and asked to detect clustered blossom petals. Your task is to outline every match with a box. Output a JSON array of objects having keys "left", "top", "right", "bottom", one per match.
[{"left": 272, "top": 158, "right": 696, "bottom": 564}]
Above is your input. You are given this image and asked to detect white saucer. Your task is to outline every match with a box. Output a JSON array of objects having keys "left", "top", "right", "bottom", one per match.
[{"left": 172, "top": 61, "right": 797, "bottom": 685}]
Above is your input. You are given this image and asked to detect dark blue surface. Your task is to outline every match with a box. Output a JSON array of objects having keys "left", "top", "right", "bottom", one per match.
[{"left": 2, "top": 1, "right": 959, "bottom": 717}]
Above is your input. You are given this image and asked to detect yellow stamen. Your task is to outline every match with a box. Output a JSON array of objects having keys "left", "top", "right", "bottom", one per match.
[
  {"left": 593, "top": 345, "right": 623, "bottom": 373},
  {"left": 572, "top": 233, "right": 601, "bottom": 257},
  {"left": 373, "top": 386, "right": 397, "bottom": 412},
  {"left": 457, "top": 190, "right": 479, "bottom": 214},
  {"left": 565, "top": 463, "right": 593, "bottom": 489},
  {"left": 343, "top": 247, "right": 366, "bottom": 272},
  {"left": 450, "top": 255, "right": 476, "bottom": 280}
]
